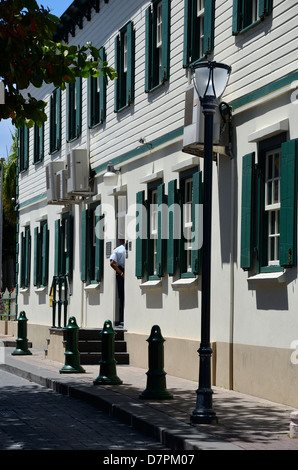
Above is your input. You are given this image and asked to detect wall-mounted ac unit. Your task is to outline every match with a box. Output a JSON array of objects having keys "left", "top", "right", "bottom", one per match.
[
  {"left": 182, "top": 84, "right": 231, "bottom": 158},
  {"left": 56, "top": 169, "right": 68, "bottom": 201},
  {"left": 46, "top": 161, "right": 66, "bottom": 204},
  {"left": 67, "top": 149, "right": 92, "bottom": 195}
]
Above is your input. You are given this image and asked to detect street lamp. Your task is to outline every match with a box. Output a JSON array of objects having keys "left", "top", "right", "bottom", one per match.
[{"left": 190, "top": 61, "right": 231, "bottom": 425}]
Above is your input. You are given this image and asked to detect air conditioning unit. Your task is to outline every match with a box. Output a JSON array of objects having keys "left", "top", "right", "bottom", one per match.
[
  {"left": 67, "top": 149, "right": 92, "bottom": 195},
  {"left": 182, "top": 84, "right": 231, "bottom": 158},
  {"left": 46, "top": 161, "right": 66, "bottom": 203},
  {"left": 56, "top": 169, "right": 68, "bottom": 201}
]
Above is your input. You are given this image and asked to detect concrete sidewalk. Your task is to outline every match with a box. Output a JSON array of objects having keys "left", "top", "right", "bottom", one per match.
[{"left": 0, "top": 334, "right": 298, "bottom": 451}]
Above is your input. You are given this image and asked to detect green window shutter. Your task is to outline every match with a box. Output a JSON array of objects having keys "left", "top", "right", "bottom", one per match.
[
  {"left": 49, "top": 93, "right": 55, "bottom": 152},
  {"left": 192, "top": 171, "right": 203, "bottom": 274},
  {"left": 161, "top": 0, "right": 170, "bottom": 82},
  {"left": 156, "top": 183, "right": 166, "bottom": 277},
  {"left": 33, "top": 227, "right": 40, "bottom": 286},
  {"left": 41, "top": 222, "right": 49, "bottom": 286},
  {"left": 114, "top": 35, "right": 120, "bottom": 112},
  {"left": 24, "top": 126, "right": 29, "bottom": 170},
  {"left": 203, "top": 0, "right": 215, "bottom": 55},
  {"left": 54, "top": 219, "right": 61, "bottom": 276},
  {"left": 258, "top": 0, "right": 273, "bottom": 18},
  {"left": 76, "top": 77, "right": 82, "bottom": 138},
  {"left": 136, "top": 190, "right": 146, "bottom": 278},
  {"left": 20, "top": 232, "right": 25, "bottom": 287},
  {"left": 279, "top": 139, "right": 298, "bottom": 267},
  {"left": 183, "top": 0, "right": 191, "bottom": 67},
  {"left": 145, "top": 6, "right": 152, "bottom": 92},
  {"left": 56, "top": 88, "right": 61, "bottom": 150},
  {"left": 88, "top": 75, "right": 95, "bottom": 127},
  {"left": 126, "top": 22, "right": 135, "bottom": 105},
  {"left": 81, "top": 210, "right": 88, "bottom": 282},
  {"left": 99, "top": 46, "right": 106, "bottom": 122},
  {"left": 66, "top": 214, "right": 73, "bottom": 276},
  {"left": 39, "top": 125, "right": 44, "bottom": 162},
  {"left": 240, "top": 153, "right": 255, "bottom": 270},
  {"left": 24, "top": 228, "right": 31, "bottom": 288},
  {"left": 95, "top": 205, "right": 103, "bottom": 282},
  {"left": 167, "top": 179, "right": 178, "bottom": 275},
  {"left": 66, "top": 83, "right": 71, "bottom": 141},
  {"left": 232, "top": 0, "right": 241, "bottom": 35}
]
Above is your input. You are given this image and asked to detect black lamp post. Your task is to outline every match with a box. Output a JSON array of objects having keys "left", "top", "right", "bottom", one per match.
[{"left": 190, "top": 61, "right": 231, "bottom": 425}]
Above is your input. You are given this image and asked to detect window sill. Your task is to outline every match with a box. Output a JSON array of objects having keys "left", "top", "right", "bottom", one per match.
[
  {"left": 139, "top": 280, "right": 162, "bottom": 289},
  {"left": 247, "top": 271, "right": 286, "bottom": 284},
  {"left": 84, "top": 283, "right": 100, "bottom": 292},
  {"left": 172, "top": 278, "right": 198, "bottom": 289},
  {"left": 19, "top": 287, "right": 29, "bottom": 294},
  {"left": 35, "top": 286, "right": 47, "bottom": 294}
]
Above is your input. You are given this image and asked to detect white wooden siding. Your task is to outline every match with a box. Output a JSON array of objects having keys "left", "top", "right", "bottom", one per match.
[{"left": 18, "top": 0, "right": 298, "bottom": 204}]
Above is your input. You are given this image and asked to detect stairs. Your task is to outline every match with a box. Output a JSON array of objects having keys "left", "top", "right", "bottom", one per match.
[{"left": 78, "top": 328, "right": 129, "bottom": 365}]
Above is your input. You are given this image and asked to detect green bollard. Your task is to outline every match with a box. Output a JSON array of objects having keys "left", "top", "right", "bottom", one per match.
[
  {"left": 140, "top": 325, "right": 173, "bottom": 400},
  {"left": 12, "top": 311, "right": 32, "bottom": 356},
  {"left": 93, "top": 320, "right": 122, "bottom": 385},
  {"left": 59, "top": 316, "right": 85, "bottom": 374}
]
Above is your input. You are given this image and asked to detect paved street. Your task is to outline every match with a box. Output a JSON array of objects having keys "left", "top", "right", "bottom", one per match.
[{"left": 0, "top": 369, "right": 169, "bottom": 451}]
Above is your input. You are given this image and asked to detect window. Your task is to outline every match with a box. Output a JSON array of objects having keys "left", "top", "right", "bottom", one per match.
[
  {"left": 18, "top": 125, "right": 29, "bottom": 172},
  {"left": 183, "top": 0, "right": 215, "bottom": 67},
  {"left": 20, "top": 226, "right": 31, "bottom": 288},
  {"left": 67, "top": 77, "right": 82, "bottom": 142},
  {"left": 114, "top": 22, "right": 135, "bottom": 112},
  {"left": 81, "top": 204, "right": 104, "bottom": 284},
  {"left": 145, "top": 0, "right": 170, "bottom": 93},
  {"left": 49, "top": 88, "right": 61, "bottom": 154},
  {"left": 232, "top": 0, "right": 273, "bottom": 35},
  {"left": 54, "top": 214, "right": 73, "bottom": 278},
  {"left": 135, "top": 182, "right": 166, "bottom": 279},
  {"left": 33, "top": 124, "right": 44, "bottom": 164},
  {"left": 33, "top": 221, "right": 49, "bottom": 287},
  {"left": 167, "top": 171, "right": 202, "bottom": 277},
  {"left": 240, "top": 136, "right": 298, "bottom": 272},
  {"left": 88, "top": 47, "right": 107, "bottom": 127}
]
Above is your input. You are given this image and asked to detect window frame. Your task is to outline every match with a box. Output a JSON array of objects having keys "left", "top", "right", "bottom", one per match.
[
  {"left": 20, "top": 226, "right": 31, "bottom": 288},
  {"left": 167, "top": 170, "right": 202, "bottom": 278},
  {"left": 240, "top": 135, "right": 298, "bottom": 273},
  {"left": 232, "top": 0, "right": 273, "bottom": 36},
  {"left": 67, "top": 77, "right": 82, "bottom": 142},
  {"left": 145, "top": 0, "right": 170, "bottom": 93},
  {"left": 183, "top": 0, "right": 215, "bottom": 68},
  {"left": 81, "top": 203, "right": 104, "bottom": 284},
  {"left": 18, "top": 125, "right": 29, "bottom": 173},
  {"left": 88, "top": 46, "right": 107, "bottom": 128},
  {"left": 33, "top": 123, "right": 44, "bottom": 165},
  {"left": 49, "top": 87, "right": 61, "bottom": 154},
  {"left": 33, "top": 220, "right": 49, "bottom": 288},
  {"left": 114, "top": 22, "right": 135, "bottom": 112},
  {"left": 135, "top": 181, "right": 166, "bottom": 280},
  {"left": 54, "top": 213, "right": 73, "bottom": 279}
]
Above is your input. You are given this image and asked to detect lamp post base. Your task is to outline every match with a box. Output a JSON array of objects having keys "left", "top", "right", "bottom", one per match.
[{"left": 190, "top": 388, "right": 218, "bottom": 425}]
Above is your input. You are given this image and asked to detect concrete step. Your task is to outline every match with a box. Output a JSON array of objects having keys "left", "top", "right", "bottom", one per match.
[{"left": 77, "top": 328, "right": 129, "bottom": 365}]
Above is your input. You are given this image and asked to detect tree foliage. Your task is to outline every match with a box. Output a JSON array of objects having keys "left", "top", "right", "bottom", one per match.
[{"left": 0, "top": 0, "right": 117, "bottom": 128}]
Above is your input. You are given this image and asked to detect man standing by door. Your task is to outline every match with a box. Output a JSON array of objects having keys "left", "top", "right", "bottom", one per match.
[{"left": 110, "top": 238, "right": 125, "bottom": 326}]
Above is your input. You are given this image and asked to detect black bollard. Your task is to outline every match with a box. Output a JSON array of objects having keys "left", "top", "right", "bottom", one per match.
[
  {"left": 140, "top": 325, "right": 173, "bottom": 399},
  {"left": 93, "top": 320, "right": 122, "bottom": 385},
  {"left": 12, "top": 311, "right": 32, "bottom": 356},
  {"left": 59, "top": 316, "right": 85, "bottom": 373}
]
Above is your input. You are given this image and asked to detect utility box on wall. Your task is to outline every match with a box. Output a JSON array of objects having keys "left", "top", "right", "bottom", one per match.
[{"left": 182, "top": 84, "right": 231, "bottom": 158}]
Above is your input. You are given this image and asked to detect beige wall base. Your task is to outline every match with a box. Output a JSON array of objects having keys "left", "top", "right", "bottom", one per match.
[{"left": 2, "top": 321, "right": 298, "bottom": 408}]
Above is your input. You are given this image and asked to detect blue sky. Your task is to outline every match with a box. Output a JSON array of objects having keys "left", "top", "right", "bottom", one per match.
[{"left": 0, "top": 0, "right": 72, "bottom": 158}]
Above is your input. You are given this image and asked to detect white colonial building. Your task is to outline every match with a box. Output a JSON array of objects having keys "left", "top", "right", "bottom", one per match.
[{"left": 4, "top": 0, "right": 298, "bottom": 407}]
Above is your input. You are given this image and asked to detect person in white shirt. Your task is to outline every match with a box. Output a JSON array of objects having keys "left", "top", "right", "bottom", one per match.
[{"left": 110, "top": 239, "right": 125, "bottom": 326}]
